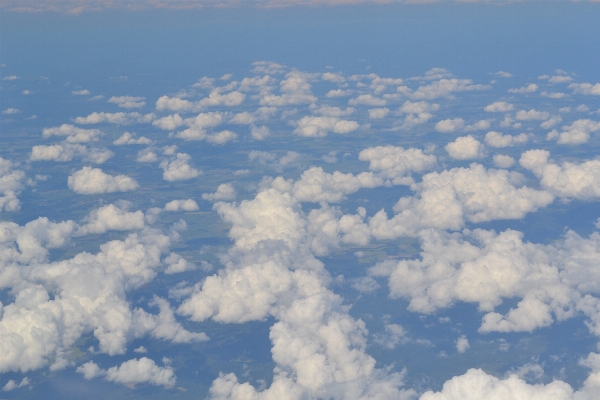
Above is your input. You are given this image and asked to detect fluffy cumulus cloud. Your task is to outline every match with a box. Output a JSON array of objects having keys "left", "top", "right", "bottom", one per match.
[
  {"left": 444, "top": 135, "right": 485, "bottom": 159},
  {"left": 202, "top": 183, "right": 237, "bottom": 201},
  {"left": 74, "top": 112, "right": 155, "bottom": 125},
  {"left": 546, "top": 119, "right": 600, "bottom": 144},
  {"left": 520, "top": 150, "right": 600, "bottom": 199},
  {"left": 164, "top": 199, "right": 199, "bottom": 211},
  {"left": 294, "top": 116, "right": 359, "bottom": 137},
  {"left": 396, "top": 100, "right": 439, "bottom": 129},
  {"left": 0, "top": 216, "right": 203, "bottom": 374},
  {"left": 369, "top": 164, "right": 554, "bottom": 238},
  {"left": 159, "top": 153, "right": 201, "bottom": 181},
  {"left": 68, "top": 166, "right": 139, "bottom": 194},
  {"left": 42, "top": 124, "right": 103, "bottom": 143},
  {"left": 108, "top": 96, "right": 146, "bottom": 109},
  {"left": 77, "top": 203, "right": 146, "bottom": 235},
  {"left": 484, "top": 131, "right": 528, "bottom": 148},
  {"left": 484, "top": 101, "right": 514, "bottom": 112},
  {"left": 30, "top": 144, "right": 113, "bottom": 164},
  {"left": 113, "top": 132, "right": 153, "bottom": 145},
  {"left": 435, "top": 118, "right": 465, "bottom": 132},
  {"left": 358, "top": 145, "right": 437, "bottom": 185},
  {"left": 0, "top": 157, "right": 26, "bottom": 212},
  {"left": 569, "top": 82, "right": 600, "bottom": 95},
  {"left": 410, "top": 78, "right": 490, "bottom": 100},
  {"left": 78, "top": 358, "right": 176, "bottom": 387}
]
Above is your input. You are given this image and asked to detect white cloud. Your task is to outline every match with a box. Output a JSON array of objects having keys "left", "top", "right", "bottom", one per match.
[
  {"left": 419, "top": 368, "right": 574, "bottom": 400},
  {"left": 108, "top": 95, "right": 146, "bottom": 109},
  {"left": 493, "top": 154, "right": 515, "bottom": 168},
  {"left": 368, "top": 108, "right": 389, "bottom": 119},
  {"left": 464, "top": 119, "right": 492, "bottom": 131},
  {"left": 250, "top": 125, "right": 270, "bottom": 140},
  {"left": 369, "top": 164, "right": 553, "bottom": 238},
  {"left": 2, "top": 377, "right": 29, "bottom": 391},
  {"left": 435, "top": 118, "right": 465, "bottom": 133},
  {"left": 164, "top": 199, "right": 199, "bottom": 211},
  {"left": 444, "top": 135, "right": 485, "bottom": 159},
  {"left": 136, "top": 149, "right": 158, "bottom": 163},
  {"left": 30, "top": 144, "right": 113, "bottom": 164},
  {"left": 152, "top": 113, "right": 185, "bottom": 130},
  {"left": 78, "top": 203, "right": 145, "bottom": 235},
  {"left": 312, "top": 105, "right": 355, "bottom": 117},
  {"left": 373, "top": 324, "right": 409, "bottom": 349},
  {"left": 569, "top": 82, "right": 600, "bottom": 95},
  {"left": 67, "top": 166, "right": 139, "bottom": 194},
  {"left": 2, "top": 75, "right": 18, "bottom": 80},
  {"left": 2, "top": 108, "right": 20, "bottom": 114},
  {"left": 495, "top": 71, "right": 513, "bottom": 78},
  {"left": 484, "top": 131, "right": 528, "bottom": 148},
  {"left": 520, "top": 150, "right": 600, "bottom": 199},
  {"left": 546, "top": 119, "right": 600, "bottom": 144},
  {"left": 74, "top": 112, "right": 155, "bottom": 125},
  {"left": 42, "top": 124, "right": 103, "bottom": 143},
  {"left": 516, "top": 109, "right": 550, "bottom": 121},
  {"left": 294, "top": 116, "right": 359, "bottom": 137},
  {"left": 348, "top": 94, "right": 387, "bottom": 106},
  {"left": 113, "top": 132, "right": 153, "bottom": 145},
  {"left": 202, "top": 183, "right": 236, "bottom": 201},
  {"left": 358, "top": 145, "right": 437, "bottom": 185},
  {"left": 326, "top": 89, "right": 353, "bottom": 98},
  {"left": 508, "top": 83, "right": 538, "bottom": 93},
  {"left": 484, "top": 101, "right": 514, "bottom": 112},
  {"left": 206, "top": 130, "right": 237, "bottom": 144},
  {"left": 322, "top": 72, "right": 345, "bottom": 83},
  {"left": 0, "top": 159, "right": 26, "bottom": 211},
  {"left": 155, "top": 96, "right": 196, "bottom": 113},
  {"left": 104, "top": 357, "right": 176, "bottom": 387},
  {"left": 411, "top": 78, "right": 490, "bottom": 100},
  {"left": 71, "top": 89, "right": 90, "bottom": 95},
  {"left": 159, "top": 153, "right": 201, "bottom": 181},
  {"left": 455, "top": 335, "right": 469, "bottom": 353},
  {"left": 395, "top": 101, "right": 439, "bottom": 129}
]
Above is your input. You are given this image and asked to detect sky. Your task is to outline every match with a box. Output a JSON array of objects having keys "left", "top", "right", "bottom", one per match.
[{"left": 1, "top": 1, "right": 600, "bottom": 399}]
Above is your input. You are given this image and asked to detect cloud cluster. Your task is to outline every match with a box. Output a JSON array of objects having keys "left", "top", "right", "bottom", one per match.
[
  {"left": 30, "top": 143, "right": 113, "bottom": 164},
  {"left": 0, "top": 157, "right": 26, "bottom": 212}
]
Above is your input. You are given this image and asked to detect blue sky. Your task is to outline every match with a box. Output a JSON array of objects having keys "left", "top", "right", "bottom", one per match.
[{"left": 1, "top": 2, "right": 600, "bottom": 399}]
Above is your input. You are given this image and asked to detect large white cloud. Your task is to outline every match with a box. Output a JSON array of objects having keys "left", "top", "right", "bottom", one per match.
[
  {"left": 484, "top": 131, "right": 528, "bottom": 148},
  {"left": 520, "top": 150, "right": 600, "bottom": 199},
  {"left": 67, "top": 167, "right": 139, "bottom": 194},
  {"left": 546, "top": 119, "right": 600, "bottom": 145}
]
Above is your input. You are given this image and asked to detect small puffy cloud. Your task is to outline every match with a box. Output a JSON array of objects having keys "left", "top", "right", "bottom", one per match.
[
  {"left": 515, "top": 109, "right": 550, "bottom": 121},
  {"left": 2, "top": 75, "right": 18, "bottom": 80},
  {"left": 455, "top": 335, "right": 469, "bottom": 353},
  {"left": 445, "top": 136, "right": 485, "bottom": 160},
  {"left": 358, "top": 145, "right": 437, "bottom": 185},
  {"left": 71, "top": 89, "right": 91, "bottom": 95},
  {"left": 0, "top": 157, "right": 26, "bottom": 212},
  {"left": 250, "top": 125, "right": 270, "bottom": 140},
  {"left": 136, "top": 149, "right": 158, "bottom": 163},
  {"left": 348, "top": 94, "right": 387, "bottom": 107},
  {"left": 77, "top": 361, "right": 105, "bottom": 380},
  {"left": 113, "top": 132, "right": 153, "bottom": 145},
  {"left": 164, "top": 199, "right": 199, "bottom": 211},
  {"left": 2, "top": 108, "right": 20, "bottom": 114},
  {"left": 312, "top": 105, "right": 354, "bottom": 117},
  {"left": 368, "top": 108, "right": 389, "bottom": 119},
  {"left": 464, "top": 120, "right": 492, "bottom": 131},
  {"left": 155, "top": 96, "right": 196, "bottom": 113},
  {"left": 78, "top": 203, "right": 145, "bottom": 235},
  {"left": 399, "top": 100, "right": 439, "bottom": 114},
  {"left": 322, "top": 72, "right": 345, "bottom": 83},
  {"left": 351, "top": 276, "right": 380, "bottom": 293},
  {"left": 202, "top": 183, "right": 236, "bottom": 201},
  {"left": 104, "top": 358, "right": 176, "bottom": 387},
  {"left": 484, "top": 101, "right": 514, "bottom": 112},
  {"left": 493, "top": 154, "right": 515, "bottom": 169},
  {"left": 540, "top": 115, "right": 563, "bottom": 129},
  {"left": 520, "top": 150, "right": 600, "bottom": 199},
  {"left": 152, "top": 113, "right": 185, "bottom": 130},
  {"left": 30, "top": 144, "right": 113, "bottom": 164},
  {"left": 326, "top": 89, "right": 353, "bottom": 98},
  {"left": 68, "top": 166, "right": 139, "bottom": 194},
  {"left": 569, "top": 82, "right": 600, "bottom": 95},
  {"left": 159, "top": 153, "right": 200, "bottom": 181},
  {"left": 294, "top": 116, "right": 359, "bottom": 137},
  {"left": 495, "top": 71, "right": 513, "bottom": 78},
  {"left": 251, "top": 60, "right": 286, "bottom": 75},
  {"left": 108, "top": 96, "right": 146, "bottom": 109},
  {"left": 42, "top": 124, "right": 103, "bottom": 143},
  {"left": 546, "top": 119, "right": 600, "bottom": 145},
  {"left": 206, "top": 130, "right": 237, "bottom": 144},
  {"left": 74, "top": 112, "right": 155, "bottom": 125},
  {"left": 373, "top": 324, "right": 409, "bottom": 349},
  {"left": 2, "top": 377, "right": 29, "bottom": 391},
  {"left": 435, "top": 118, "right": 465, "bottom": 133},
  {"left": 420, "top": 368, "right": 574, "bottom": 400},
  {"left": 541, "top": 91, "right": 567, "bottom": 99},
  {"left": 508, "top": 83, "right": 538, "bottom": 93},
  {"left": 484, "top": 131, "right": 528, "bottom": 148}
]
